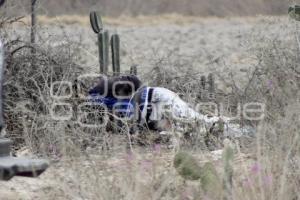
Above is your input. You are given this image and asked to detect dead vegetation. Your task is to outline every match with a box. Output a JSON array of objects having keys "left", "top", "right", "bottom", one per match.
[
  {"left": 0, "top": 16, "right": 84, "bottom": 152},
  {"left": 3, "top": 0, "right": 287, "bottom": 17},
  {"left": 0, "top": 6, "right": 299, "bottom": 200},
  {"left": 45, "top": 18, "right": 299, "bottom": 199}
]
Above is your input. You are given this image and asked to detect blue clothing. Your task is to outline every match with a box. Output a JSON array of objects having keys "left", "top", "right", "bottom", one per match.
[
  {"left": 89, "top": 94, "right": 118, "bottom": 110},
  {"left": 88, "top": 94, "right": 134, "bottom": 118}
]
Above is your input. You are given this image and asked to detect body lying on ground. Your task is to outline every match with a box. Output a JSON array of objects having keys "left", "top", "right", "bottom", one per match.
[{"left": 88, "top": 75, "right": 255, "bottom": 137}]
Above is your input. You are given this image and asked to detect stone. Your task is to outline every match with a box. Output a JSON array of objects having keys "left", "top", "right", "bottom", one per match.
[
  {"left": 0, "top": 156, "right": 49, "bottom": 181},
  {"left": 0, "top": 139, "right": 49, "bottom": 181}
]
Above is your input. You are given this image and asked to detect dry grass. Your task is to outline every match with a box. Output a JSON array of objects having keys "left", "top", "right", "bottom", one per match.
[
  {"left": 0, "top": 10, "right": 299, "bottom": 200},
  {"left": 15, "top": 14, "right": 286, "bottom": 27},
  {"left": 3, "top": 0, "right": 287, "bottom": 17},
  {"left": 34, "top": 30, "right": 299, "bottom": 199}
]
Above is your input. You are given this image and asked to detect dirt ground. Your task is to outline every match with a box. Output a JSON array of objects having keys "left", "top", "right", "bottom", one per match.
[
  {"left": 1, "top": 15, "right": 294, "bottom": 199},
  {"left": 0, "top": 146, "right": 254, "bottom": 200},
  {"left": 11, "top": 16, "right": 293, "bottom": 76}
]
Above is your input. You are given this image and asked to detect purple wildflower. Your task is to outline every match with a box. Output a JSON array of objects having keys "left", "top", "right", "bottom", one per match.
[
  {"left": 250, "top": 163, "right": 261, "bottom": 175},
  {"left": 267, "top": 80, "right": 273, "bottom": 90}
]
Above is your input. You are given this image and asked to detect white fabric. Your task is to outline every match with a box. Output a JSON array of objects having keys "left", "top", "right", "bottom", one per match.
[
  {"left": 140, "top": 87, "right": 255, "bottom": 137},
  {"left": 140, "top": 87, "right": 150, "bottom": 121},
  {"left": 148, "top": 87, "right": 202, "bottom": 122}
]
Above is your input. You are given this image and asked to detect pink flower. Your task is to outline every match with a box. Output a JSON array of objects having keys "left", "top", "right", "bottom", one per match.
[{"left": 250, "top": 163, "right": 261, "bottom": 175}]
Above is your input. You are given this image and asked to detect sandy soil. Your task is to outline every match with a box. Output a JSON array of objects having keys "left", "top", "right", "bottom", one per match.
[
  {"left": 0, "top": 147, "right": 253, "bottom": 200},
  {"left": 1, "top": 16, "right": 293, "bottom": 199},
  {"left": 11, "top": 16, "right": 293, "bottom": 77}
]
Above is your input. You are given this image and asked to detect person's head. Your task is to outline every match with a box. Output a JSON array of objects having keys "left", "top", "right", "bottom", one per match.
[
  {"left": 88, "top": 76, "right": 110, "bottom": 96},
  {"left": 113, "top": 75, "right": 142, "bottom": 97},
  {"left": 89, "top": 75, "right": 142, "bottom": 98}
]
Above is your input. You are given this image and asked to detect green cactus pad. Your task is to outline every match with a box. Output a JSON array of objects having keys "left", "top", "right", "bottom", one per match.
[
  {"left": 223, "top": 146, "right": 234, "bottom": 163},
  {"left": 90, "top": 11, "right": 103, "bottom": 33},
  {"left": 111, "top": 34, "right": 121, "bottom": 75},
  {"left": 222, "top": 144, "right": 234, "bottom": 188},
  {"left": 200, "top": 75, "right": 206, "bottom": 89},
  {"left": 199, "top": 162, "right": 222, "bottom": 197},
  {"left": 98, "top": 31, "right": 109, "bottom": 74},
  {"left": 174, "top": 152, "right": 202, "bottom": 180},
  {"left": 208, "top": 73, "right": 215, "bottom": 92},
  {"left": 174, "top": 152, "right": 223, "bottom": 197}
]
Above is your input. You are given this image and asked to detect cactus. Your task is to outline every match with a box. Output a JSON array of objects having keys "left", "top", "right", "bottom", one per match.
[
  {"left": 31, "top": 0, "right": 37, "bottom": 55},
  {"left": 208, "top": 73, "right": 215, "bottom": 100},
  {"left": 173, "top": 152, "right": 222, "bottom": 198},
  {"left": 90, "top": 11, "right": 103, "bottom": 34},
  {"left": 208, "top": 73, "right": 215, "bottom": 93},
  {"left": 200, "top": 75, "right": 206, "bottom": 90},
  {"left": 173, "top": 144, "right": 236, "bottom": 199},
  {"left": 98, "top": 31, "right": 109, "bottom": 75},
  {"left": 111, "top": 34, "right": 120, "bottom": 76},
  {"left": 130, "top": 65, "right": 138, "bottom": 75},
  {"left": 174, "top": 152, "right": 202, "bottom": 180},
  {"left": 200, "top": 75, "right": 206, "bottom": 100},
  {"left": 289, "top": 5, "right": 300, "bottom": 21},
  {"left": 200, "top": 162, "right": 223, "bottom": 198},
  {"left": 90, "top": 12, "right": 109, "bottom": 75},
  {"left": 222, "top": 139, "right": 234, "bottom": 199}
]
